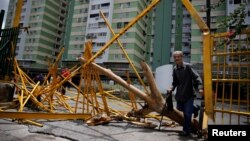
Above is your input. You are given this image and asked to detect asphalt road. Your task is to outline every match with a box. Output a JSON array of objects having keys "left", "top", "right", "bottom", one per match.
[
  {"left": 0, "top": 118, "right": 206, "bottom": 141},
  {"left": 0, "top": 88, "right": 248, "bottom": 141}
]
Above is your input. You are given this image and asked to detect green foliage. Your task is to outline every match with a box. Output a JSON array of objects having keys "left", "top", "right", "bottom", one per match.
[
  {"left": 215, "top": 3, "right": 247, "bottom": 47},
  {"left": 217, "top": 3, "right": 247, "bottom": 36}
]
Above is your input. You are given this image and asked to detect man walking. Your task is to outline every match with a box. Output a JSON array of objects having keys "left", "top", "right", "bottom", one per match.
[{"left": 168, "top": 51, "right": 203, "bottom": 136}]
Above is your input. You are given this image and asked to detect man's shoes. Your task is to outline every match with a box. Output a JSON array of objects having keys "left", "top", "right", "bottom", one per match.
[
  {"left": 179, "top": 131, "right": 190, "bottom": 136},
  {"left": 193, "top": 105, "right": 200, "bottom": 118}
]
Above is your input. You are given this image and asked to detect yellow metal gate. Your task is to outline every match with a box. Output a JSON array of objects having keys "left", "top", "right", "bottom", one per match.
[
  {"left": 182, "top": 0, "right": 250, "bottom": 129},
  {"left": 211, "top": 31, "right": 250, "bottom": 124}
]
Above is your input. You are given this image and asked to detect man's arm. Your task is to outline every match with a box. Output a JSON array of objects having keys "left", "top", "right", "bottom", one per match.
[
  {"left": 167, "top": 69, "right": 178, "bottom": 93},
  {"left": 189, "top": 66, "right": 204, "bottom": 96}
]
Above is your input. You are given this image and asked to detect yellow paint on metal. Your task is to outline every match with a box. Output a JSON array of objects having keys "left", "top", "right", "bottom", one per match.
[
  {"left": 22, "top": 119, "right": 43, "bottom": 127},
  {"left": 22, "top": 82, "right": 40, "bottom": 110},
  {"left": 13, "top": 0, "right": 23, "bottom": 27},
  {"left": 214, "top": 109, "right": 250, "bottom": 116},
  {"left": 125, "top": 71, "right": 138, "bottom": 110},
  {"left": 0, "top": 112, "right": 91, "bottom": 120},
  {"left": 75, "top": 41, "right": 109, "bottom": 115},
  {"left": 211, "top": 30, "right": 250, "bottom": 124},
  {"left": 212, "top": 79, "right": 250, "bottom": 83},
  {"left": 202, "top": 112, "right": 208, "bottom": 130},
  {"left": 203, "top": 33, "right": 214, "bottom": 121}
]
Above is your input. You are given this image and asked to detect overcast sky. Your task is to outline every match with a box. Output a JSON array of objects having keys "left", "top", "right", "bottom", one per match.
[{"left": 0, "top": 0, "right": 10, "bottom": 28}]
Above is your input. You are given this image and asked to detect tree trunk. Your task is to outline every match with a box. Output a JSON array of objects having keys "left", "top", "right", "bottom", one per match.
[{"left": 78, "top": 57, "right": 199, "bottom": 133}]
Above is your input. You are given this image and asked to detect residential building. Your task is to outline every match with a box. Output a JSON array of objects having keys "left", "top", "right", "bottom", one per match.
[
  {"left": 5, "top": 0, "right": 70, "bottom": 72},
  {"left": 63, "top": 0, "right": 88, "bottom": 67},
  {"left": 107, "top": 0, "right": 151, "bottom": 73},
  {"left": 152, "top": 0, "right": 191, "bottom": 71},
  {"left": 5, "top": 0, "right": 153, "bottom": 76},
  {"left": 190, "top": 0, "right": 227, "bottom": 73}
]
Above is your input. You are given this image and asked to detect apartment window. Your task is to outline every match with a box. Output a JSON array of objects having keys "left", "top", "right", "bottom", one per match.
[
  {"left": 89, "top": 23, "right": 98, "bottom": 28},
  {"left": 101, "top": 3, "right": 110, "bottom": 9},
  {"left": 98, "top": 22, "right": 105, "bottom": 28},
  {"left": 83, "top": 17, "right": 87, "bottom": 22},
  {"left": 124, "top": 2, "right": 130, "bottom": 8},
  {"left": 123, "top": 43, "right": 127, "bottom": 48},
  {"left": 90, "top": 13, "right": 99, "bottom": 18},
  {"left": 91, "top": 4, "right": 100, "bottom": 10},
  {"left": 98, "top": 32, "right": 107, "bottom": 36},
  {"left": 120, "top": 3, "right": 123, "bottom": 8},
  {"left": 97, "top": 43, "right": 105, "bottom": 46},
  {"left": 120, "top": 2, "right": 130, "bottom": 8},
  {"left": 124, "top": 22, "right": 128, "bottom": 27},
  {"left": 117, "top": 23, "right": 122, "bottom": 28},
  {"left": 121, "top": 54, "right": 125, "bottom": 59},
  {"left": 84, "top": 8, "right": 88, "bottom": 13},
  {"left": 234, "top": 0, "right": 241, "bottom": 4},
  {"left": 211, "top": 16, "right": 217, "bottom": 23},
  {"left": 86, "top": 33, "right": 97, "bottom": 39},
  {"left": 114, "top": 54, "right": 119, "bottom": 59},
  {"left": 103, "top": 12, "right": 109, "bottom": 18},
  {"left": 81, "top": 36, "right": 85, "bottom": 41},
  {"left": 117, "top": 13, "right": 123, "bottom": 18},
  {"left": 79, "top": 0, "right": 84, "bottom": 4},
  {"left": 79, "top": 0, "right": 89, "bottom": 4},
  {"left": 125, "top": 12, "right": 129, "bottom": 18},
  {"left": 101, "top": 3, "right": 110, "bottom": 7},
  {"left": 77, "top": 18, "right": 81, "bottom": 22}
]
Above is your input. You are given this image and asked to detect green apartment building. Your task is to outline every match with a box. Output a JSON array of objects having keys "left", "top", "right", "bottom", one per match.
[
  {"left": 108, "top": 0, "right": 151, "bottom": 72},
  {"left": 153, "top": 0, "right": 191, "bottom": 71},
  {"left": 5, "top": 0, "right": 154, "bottom": 75},
  {"left": 152, "top": 0, "right": 226, "bottom": 72},
  {"left": 5, "top": 0, "right": 227, "bottom": 74},
  {"left": 5, "top": 0, "right": 70, "bottom": 72}
]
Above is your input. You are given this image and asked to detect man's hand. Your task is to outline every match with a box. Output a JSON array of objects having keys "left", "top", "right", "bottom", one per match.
[
  {"left": 167, "top": 89, "right": 172, "bottom": 94},
  {"left": 199, "top": 89, "right": 204, "bottom": 96}
]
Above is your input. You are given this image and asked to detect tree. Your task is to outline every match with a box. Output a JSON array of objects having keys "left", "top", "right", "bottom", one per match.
[{"left": 78, "top": 57, "right": 199, "bottom": 133}]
